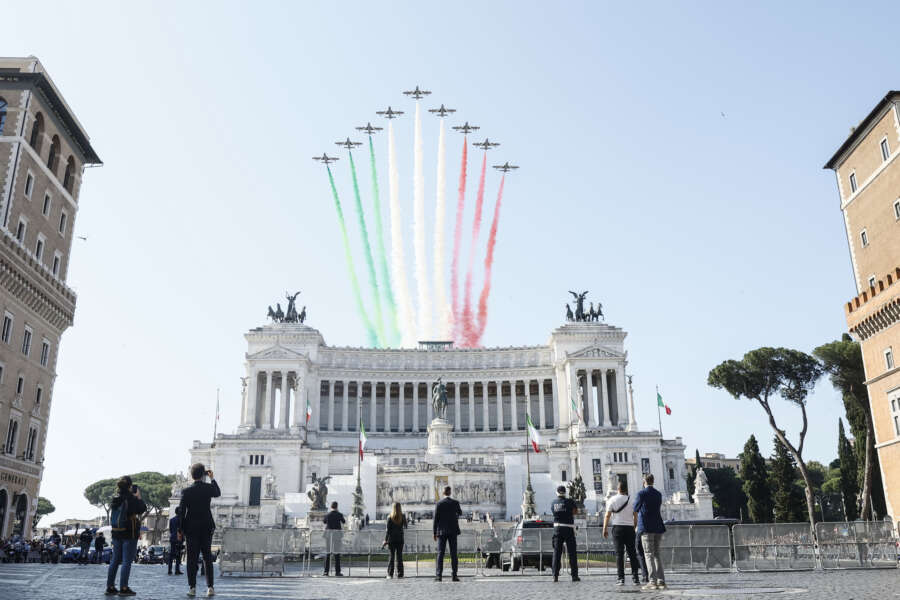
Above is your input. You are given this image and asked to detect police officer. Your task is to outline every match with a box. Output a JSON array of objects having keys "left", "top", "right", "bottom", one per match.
[{"left": 550, "top": 485, "right": 580, "bottom": 582}]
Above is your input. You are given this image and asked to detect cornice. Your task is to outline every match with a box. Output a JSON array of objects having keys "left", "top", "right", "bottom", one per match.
[{"left": 0, "top": 234, "right": 75, "bottom": 332}]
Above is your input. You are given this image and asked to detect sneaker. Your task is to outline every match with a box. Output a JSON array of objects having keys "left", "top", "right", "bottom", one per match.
[
  {"left": 572, "top": 576, "right": 581, "bottom": 582},
  {"left": 335, "top": 572, "right": 344, "bottom": 577},
  {"left": 642, "top": 583, "right": 658, "bottom": 591},
  {"left": 187, "top": 588, "right": 196, "bottom": 598},
  {"left": 105, "top": 587, "right": 118, "bottom": 596},
  {"left": 451, "top": 576, "right": 460, "bottom": 582},
  {"left": 386, "top": 575, "right": 393, "bottom": 579},
  {"left": 616, "top": 579, "right": 625, "bottom": 586},
  {"left": 206, "top": 588, "right": 215, "bottom": 597},
  {"left": 553, "top": 576, "right": 558, "bottom": 582},
  {"left": 118, "top": 588, "right": 136, "bottom": 597},
  {"left": 656, "top": 582, "right": 667, "bottom": 590}
]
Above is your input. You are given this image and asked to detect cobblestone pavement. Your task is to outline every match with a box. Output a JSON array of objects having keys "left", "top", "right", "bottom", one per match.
[{"left": 0, "top": 563, "right": 896, "bottom": 599}]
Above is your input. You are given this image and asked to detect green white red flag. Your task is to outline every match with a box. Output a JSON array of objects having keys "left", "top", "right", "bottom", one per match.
[
  {"left": 570, "top": 392, "right": 583, "bottom": 424},
  {"left": 657, "top": 391, "right": 671, "bottom": 415},
  {"left": 306, "top": 395, "right": 312, "bottom": 424},
  {"left": 359, "top": 418, "right": 368, "bottom": 459},
  {"left": 526, "top": 413, "right": 542, "bottom": 452}
]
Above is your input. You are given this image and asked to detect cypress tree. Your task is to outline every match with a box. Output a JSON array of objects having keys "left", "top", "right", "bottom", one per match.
[
  {"left": 838, "top": 419, "right": 859, "bottom": 521},
  {"left": 770, "top": 436, "right": 807, "bottom": 522},
  {"left": 695, "top": 449, "right": 704, "bottom": 469},
  {"left": 739, "top": 434, "right": 773, "bottom": 523}
]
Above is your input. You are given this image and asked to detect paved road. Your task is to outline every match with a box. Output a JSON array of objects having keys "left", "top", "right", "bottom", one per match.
[{"left": 0, "top": 563, "right": 896, "bottom": 599}]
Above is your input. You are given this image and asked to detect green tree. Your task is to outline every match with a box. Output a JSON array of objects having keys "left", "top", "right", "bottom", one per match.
[
  {"left": 131, "top": 472, "right": 175, "bottom": 544},
  {"left": 770, "top": 437, "right": 807, "bottom": 522},
  {"left": 705, "top": 467, "right": 747, "bottom": 519},
  {"left": 695, "top": 449, "right": 704, "bottom": 469},
  {"left": 84, "top": 478, "right": 118, "bottom": 524},
  {"left": 708, "top": 347, "right": 822, "bottom": 537},
  {"left": 838, "top": 419, "right": 859, "bottom": 521},
  {"left": 814, "top": 336, "right": 886, "bottom": 519},
  {"left": 739, "top": 434, "right": 773, "bottom": 523},
  {"left": 32, "top": 497, "right": 55, "bottom": 529}
]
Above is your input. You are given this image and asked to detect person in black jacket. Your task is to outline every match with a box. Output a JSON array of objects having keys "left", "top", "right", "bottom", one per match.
[
  {"left": 322, "top": 501, "right": 345, "bottom": 576},
  {"left": 78, "top": 527, "right": 93, "bottom": 565},
  {"left": 167, "top": 506, "right": 184, "bottom": 575},
  {"left": 105, "top": 476, "right": 147, "bottom": 596},
  {"left": 382, "top": 502, "right": 407, "bottom": 579},
  {"left": 432, "top": 486, "right": 462, "bottom": 582},
  {"left": 178, "top": 463, "right": 221, "bottom": 597},
  {"left": 94, "top": 532, "right": 106, "bottom": 565}
]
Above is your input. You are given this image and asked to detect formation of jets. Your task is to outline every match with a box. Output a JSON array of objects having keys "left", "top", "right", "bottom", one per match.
[{"left": 321, "top": 88, "right": 516, "bottom": 173}]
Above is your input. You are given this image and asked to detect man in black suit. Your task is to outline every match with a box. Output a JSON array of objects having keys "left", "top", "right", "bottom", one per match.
[
  {"left": 322, "top": 501, "right": 345, "bottom": 576},
  {"left": 178, "top": 463, "right": 221, "bottom": 598},
  {"left": 432, "top": 486, "right": 462, "bottom": 582}
]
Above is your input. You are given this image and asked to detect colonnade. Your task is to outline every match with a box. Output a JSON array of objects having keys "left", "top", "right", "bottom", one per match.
[
  {"left": 571, "top": 367, "right": 628, "bottom": 428},
  {"left": 241, "top": 370, "right": 306, "bottom": 430}
]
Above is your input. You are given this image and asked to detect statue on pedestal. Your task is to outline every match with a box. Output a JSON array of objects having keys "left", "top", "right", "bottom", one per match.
[
  {"left": 694, "top": 467, "right": 710, "bottom": 494},
  {"left": 521, "top": 479, "right": 537, "bottom": 519},
  {"left": 307, "top": 475, "right": 331, "bottom": 511},
  {"left": 432, "top": 377, "right": 448, "bottom": 421},
  {"left": 265, "top": 472, "right": 278, "bottom": 498}
]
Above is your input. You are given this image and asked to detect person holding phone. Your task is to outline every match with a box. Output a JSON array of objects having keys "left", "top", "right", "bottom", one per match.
[
  {"left": 105, "top": 476, "right": 147, "bottom": 596},
  {"left": 178, "top": 463, "right": 221, "bottom": 597}
]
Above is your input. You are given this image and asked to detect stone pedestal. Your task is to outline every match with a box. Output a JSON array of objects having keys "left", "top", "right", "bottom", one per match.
[
  {"left": 426, "top": 418, "right": 454, "bottom": 461},
  {"left": 259, "top": 497, "right": 284, "bottom": 526}
]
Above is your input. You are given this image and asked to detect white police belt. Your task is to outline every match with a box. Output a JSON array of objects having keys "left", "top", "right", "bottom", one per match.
[{"left": 553, "top": 522, "right": 576, "bottom": 528}]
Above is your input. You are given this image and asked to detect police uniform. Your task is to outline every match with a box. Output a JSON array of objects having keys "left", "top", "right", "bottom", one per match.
[{"left": 550, "top": 494, "right": 580, "bottom": 581}]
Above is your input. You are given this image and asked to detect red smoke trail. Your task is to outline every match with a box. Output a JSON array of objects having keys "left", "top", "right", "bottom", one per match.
[
  {"left": 461, "top": 152, "right": 487, "bottom": 346},
  {"left": 473, "top": 175, "right": 505, "bottom": 345},
  {"left": 450, "top": 137, "right": 468, "bottom": 343}
]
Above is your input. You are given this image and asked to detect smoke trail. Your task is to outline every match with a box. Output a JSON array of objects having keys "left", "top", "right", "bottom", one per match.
[
  {"left": 433, "top": 118, "right": 450, "bottom": 339},
  {"left": 473, "top": 175, "right": 505, "bottom": 345},
  {"left": 388, "top": 121, "right": 416, "bottom": 346},
  {"left": 412, "top": 102, "right": 431, "bottom": 339},
  {"left": 348, "top": 150, "right": 385, "bottom": 346},
  {"left": 461, "top": 151, "right": 487, "bottom": 346},
  {"left": 326, "top": 165, "right": 378, "bottom": 347},
  {"left": 369, "top": 136, "right": 401, "bottom": 346},
  {"left": 450, "top": 138, "right": 468, "bottom": 343}
]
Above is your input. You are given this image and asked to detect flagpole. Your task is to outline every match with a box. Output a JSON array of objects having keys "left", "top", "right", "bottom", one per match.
[
  {"left": 656, "top": 385, "right": 663, "bottom": 438},
  {"left": 212, "top": 387, "right": 219, "bottom": 441}
]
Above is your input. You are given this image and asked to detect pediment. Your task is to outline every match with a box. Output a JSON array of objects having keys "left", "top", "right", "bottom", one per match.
[
  {"left": 247, "top": 345, "right": 307, "bottom": 361},
  {"left": 568, "top": 344, "right": 624, "bottom": 360}
]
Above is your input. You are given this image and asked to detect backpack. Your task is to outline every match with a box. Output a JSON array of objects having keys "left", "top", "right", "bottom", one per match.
[{"left": 110, "top": 495, "right": 129, "bottom": 534}]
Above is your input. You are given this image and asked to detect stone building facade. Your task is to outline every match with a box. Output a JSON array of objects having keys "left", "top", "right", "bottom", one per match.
[
  {"left": 187, "top": 318, "right": 712, "bottom": 527},
  {"left": 825, "top": 91, "right": 900, "bottom": 521},
  {"left": 0, "top": 57, "right": 100, "bottom": 537}
]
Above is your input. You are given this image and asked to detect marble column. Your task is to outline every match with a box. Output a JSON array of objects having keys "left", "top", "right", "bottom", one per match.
[
  {"left": 616, "top": 367, "right": 627, "bottom": 427},
  {"left": 601, "top": 369, "right": 611, "bottom": 427},
  {"left": 538, "top": 379, "right": 546, "bottom": 429},
  {"left": 568, "top": 368, "right": 579, "bottom": 427},
  {"left": 510, "top": 380, "right": 518, "bottom": 431},
  {"left": 584, "top": 371, "right": 597, "bottom": 428},
  {"left": 342, "top": 380, "right": 349, "bottom": 431},
  {"left": 552, "top": 372, "right": 561, "bottom": 428},
  {"left": 454, "top": 382, "right": 461, "bottom": 431},
  {"left": 385, "top": 382, "right": 393, "bottom": 433},
  {"left": 246, "top": 370, "right": 258, "bottom": 428},
  {"left": 483, "top": 381, "right": 490, "bottom": 431},
  {"left": 496, "top": 381, "right": 503, "bottom": 431},
  {"left": 412, "top": 382, "right": 419, "bottom": 432},
  {"left": 264, "top": 371, "right": 274, "bottom": 429},
  {"left": 369, "top": 381, "right": 377, "bottom": 433},
  {"left": 356, "top": 380, "right": 364, "bottom": 431},
  {"left": 468, "top": 382, "right": 475, "bottom": 433},
  {"left": 291, "top": 374, "right": 305, "bottom": 429},
  {"left": 328, "top": 380, "right": 335, "bottom": 432},
  {"left": 427, "top": 381, "right": 433, "bottom": 423},
  {"left": 281, "top": 372, "right": 290, "bottom": 430},
  {"left": 398, "top": 381, "right": 405, "bottom": 432}
]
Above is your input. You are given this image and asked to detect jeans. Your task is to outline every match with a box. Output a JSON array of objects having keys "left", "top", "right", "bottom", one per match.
[
  {"left": 106, "top": 538, "right": 137, "bottom": 589},
  {"left": 636, "top": 534, "right": 648, "bottom": 581},
  {"left": 387, "top": 541, "right": 404, "bottom": 577},
  {"left": 167, "top": 541, "right": 183, "bottom": 573},
  {"left": 435, "top": 534, "right": 458, "bottom": 577},
  {"left": 185, "top": 530, "right": 214, "bottom": 589},
  {"left": 612, "top": 525, "right": 639, "bottom": 582},
  {"left": 551, "top": 527, "right": 578, "bottom": 579},
  {"left": 640, "top": 533, "right": 665, "bottom": 584}
]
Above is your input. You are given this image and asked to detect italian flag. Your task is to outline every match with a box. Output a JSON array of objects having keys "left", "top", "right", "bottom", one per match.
[
  {"left": 570, "top": 393, "right": 583, "bottom": 424},
  {"left": 306, "top": 395, "right": 312, "bottom": 424},
  {"left": 658, "top": 391, "right": 672, "bottom": 415},
  {"left": 526, "top": 414, "right": 542, "bottom": 452},
  {"left": 359, "top": 418, "right": 367, "bottom": 460}
]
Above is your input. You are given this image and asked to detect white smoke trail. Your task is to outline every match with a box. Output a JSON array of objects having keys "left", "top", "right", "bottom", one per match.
[
  {"left": 413, "top": 101, "right": 431, "bottom": 339},
  {"left": 388, "top": 121, "right": 416, "bottom": 346},
  {"left": 433, "top": 118, "right": 450, "bottom": 339}
]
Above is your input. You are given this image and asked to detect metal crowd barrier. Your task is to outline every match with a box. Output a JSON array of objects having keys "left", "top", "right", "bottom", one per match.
[
  {"left": 733, "top": 523, "right": 817, "bottom": 571},
  {"left": 659, "top": 525, "right": 732, "bottom": 572},
  {"left": 219, "top": 528, "right": 307, "bottom": 576},
  {"left": 817, "top": 521, "right": 898, "bottom": 569}
]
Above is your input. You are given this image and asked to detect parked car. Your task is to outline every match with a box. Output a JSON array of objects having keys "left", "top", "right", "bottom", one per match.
[
  {"left": 502, "top": 519, "right": 555, "bottom": 571},
  {"left": 138, "top": 545, "right": 167, "bottom": 565}
]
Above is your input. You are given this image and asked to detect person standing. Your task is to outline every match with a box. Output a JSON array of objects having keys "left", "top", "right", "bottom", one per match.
[
  {"left": 167, "top": 506, "right": 184, "bottom": 575},
  {"left": 322, "top": 501, "right": 345, "bottom": 576},
  {"left": 78, "top": 527, "right": 93, "bottom": 565},
  {"left": 383, "top": 502, "right": 407, "bottom": 579},
  {"left": 105, "top": 476, "right": 147, "bottom": 596},
  {"left": 550, "top": 485, "right": 580, "bottom": 582},
  {"left": 94, "top": 531, "right": 106, "bottom": 565},
  {"left": 603, "top": 481, "right": 640, "bottom": 586},
  {"left": 178, "top": 463, "right": 221, "bottom": 598},
  {"left": 432, "top": 486, "right": 462, "bottom": 582},
  {"left": 634, "top": 473, "right": 666, "bottom": 591}
]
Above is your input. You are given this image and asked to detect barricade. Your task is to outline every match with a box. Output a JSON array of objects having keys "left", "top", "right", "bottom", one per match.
[
  {"left": 733, "top": 523, "right": 816, "bottom": 571},
  {"left": 817, "top": 521, "right": 898, "bottom": 569},
  {"left": 220, "top": 528, "right": 302, "bottom": 576},
  {"left": 659, "top": 525, "right": 732, "bottom": 572}
]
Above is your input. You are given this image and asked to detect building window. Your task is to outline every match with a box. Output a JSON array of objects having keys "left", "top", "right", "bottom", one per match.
[
  {"left": 885, "top": 347, "right": 894, "bottom": 371},
  {"left": 29, "top": 113, "right": 43, "bottom": 152},
  {"left": 21, "top": 327, "right": 32, "bottom": 356},
  {"left": 561, "top": 469, "right": 567, "bottom": 482},
  {"left": 0, "top": 98, "right": 6, "bottom": 134},
  {"left": 40, "top": 340, "right": 49, "bottom": 367},
  {"left": 0, "top": 364, "right": 4, "bottom": 384},
  {"left": 35, "top": 386, "right": 42, "bottom": 406},
  {"left": 4, "top": 419, "right": 18, "bottom": 455},
  {"left": 51, "top": 253, "right": 61, "bottom": 277},
  {"left": 63, "top": 157, "right": 75, "bottom": 193},
  {"left": 42, "top": 193, "right": 51, "bottom": 217},
  {"left": 248, "top": 476, "right": 262, "bottom": 506},
  {"left": 24, "top": 173, "right": 34, "bottom": 199},
  {"left": 15, "top": 218, "right": 26, "bottom": 243},
  {"left": 849, "top": 172, "right": 858, "bottom": 193},
  {"left": 592, "top": 458, "right": 603, "bottom": 493},
  {"left": 669, "top": 467, "right": 675, "bottom": 480},
  {"left": 25, "top": 427, "right": 37, "bottom": 461},
  {"left": 15, "top": 375, "right": 23, "bottom": 396},
  {"left": 47, "top": 136, "right": 60, "bottom": 173},
  {"left": 869, "top": 275, "right": 877, "bottom": 289},
  {"left": 892, "top": 394, "right": 900, "bottom": 437},
  {"left": 881, "top": 137, "right": 890, "bottom": 162},
  {"left": 1, "top": 313, "right": 12, "bottom": 344},
  {"left": 34, "top": 236, "right": 44, "bottom": 261},
  {"left": 860, "top": 229, "right": 869, "bottom": 247},
  {"left": 58, "top": 211, "right": 67, "bottom": 236}
]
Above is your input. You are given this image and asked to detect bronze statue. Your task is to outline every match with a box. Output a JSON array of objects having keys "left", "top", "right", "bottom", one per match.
[
  {"left": 569, "top": 291, "right": 588, "bottom": 322},
  {"left": 274, "top": 303, "right": 284, "bottom": 322},
  {"left": 284, "top": 290, "right": 301, "bottom": 322},
  {"left": 565, "top": 303, "right": 574, "bottom": 321},
  {"left": 299, "top": 305, "right": 307, "bottom": 324},
  {"left": 267, "top": 306, "right": 277, "bottom": 321},
  {"left": 596, "top": 302, "right": 604, "bottom": 321},
  {"left": 307, "top": 474, "right": 331, "bottom": 511},
  {"left": 432, "top": 377, "right": 448, "bottom": 420}
]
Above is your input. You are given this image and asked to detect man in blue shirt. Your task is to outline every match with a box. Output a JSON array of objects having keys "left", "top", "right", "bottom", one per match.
[{"left": 632, "top": 473, "right": 666, "bottom": 591}]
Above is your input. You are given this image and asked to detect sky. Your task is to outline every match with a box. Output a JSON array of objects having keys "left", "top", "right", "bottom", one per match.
[{"left": 3, "top": 0, "right": 895, "bottom": 525}]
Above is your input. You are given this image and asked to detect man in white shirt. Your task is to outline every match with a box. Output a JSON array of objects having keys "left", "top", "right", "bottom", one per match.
[{"left": 602, "top": 481, "right": 640, "bottom": 586}]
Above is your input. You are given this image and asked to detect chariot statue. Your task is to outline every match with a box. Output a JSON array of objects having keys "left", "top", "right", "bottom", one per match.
[
  {"left": 432, "top": 377, "right": 448, "bottom": 420},
  {"left": 307, "top": 475, "right": 331, "bottom": 511}
]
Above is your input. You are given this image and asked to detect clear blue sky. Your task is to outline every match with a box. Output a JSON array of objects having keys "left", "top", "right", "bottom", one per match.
[{"left": 5, "top": 1, "right": 893, "bottom": 523}]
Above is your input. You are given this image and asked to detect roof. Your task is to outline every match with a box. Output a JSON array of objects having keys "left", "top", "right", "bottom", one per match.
[{"left": 824, "top": 91, "right": 900, "bottom": 170}]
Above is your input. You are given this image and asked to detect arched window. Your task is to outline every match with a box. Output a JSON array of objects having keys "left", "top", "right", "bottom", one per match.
[
  {"left": 29, "top": 112, "right": 44, "bottom": 152},
  {"left": 0, "top": 98, "right": 7, "bottom": 135},
  {"left": 63, "top": 156, "right": 75, "bottom": 193},
  {"left": 0, "top": 489, "right": 6, "bottom": 537},
  {"left": 47, "top": 136, "right": 60, "bottom": 173}
]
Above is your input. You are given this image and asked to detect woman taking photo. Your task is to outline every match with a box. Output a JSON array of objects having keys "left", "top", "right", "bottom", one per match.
[{"left": 383, "top": 502, "right": 407, "bottom": 579}]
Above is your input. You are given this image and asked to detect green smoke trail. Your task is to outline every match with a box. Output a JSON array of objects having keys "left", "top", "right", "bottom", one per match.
[
  {"left": 369, "top": 136, "right": 401, "bottom": 345},
  {"left": 348, "top": 150, "right": 385, "bottom": 346},
  {"left": 327, "top": 165, "right": 378, "bottom": 347}
]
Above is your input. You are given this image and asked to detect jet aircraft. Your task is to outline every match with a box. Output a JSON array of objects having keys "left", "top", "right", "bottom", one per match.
[
  {"left": 428, "top": 104, "right": 456, "bottom": 117},
  {"left": 376, "top": 106, "right": 404, "bottom": 119},
  {"left": 473, "top": 138, "right": 500, "bottom": 150},
  {"left": 492, "top": 162, "right": 519, "bottom": 173},
  {"left": 452, "top": 122, "right": 479, "bottom": 135},
  {"left": 335, "top": 137, "right": 362, "bottom": 150},
  {"left": 403, "top": 85, "right": 431, "bottom": 99},
  {"left": 355, "top": 122, "right": 383, "bottom": 135},
  {"left": 312, "top": 153, "right": 339, "bottom": 165}
]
